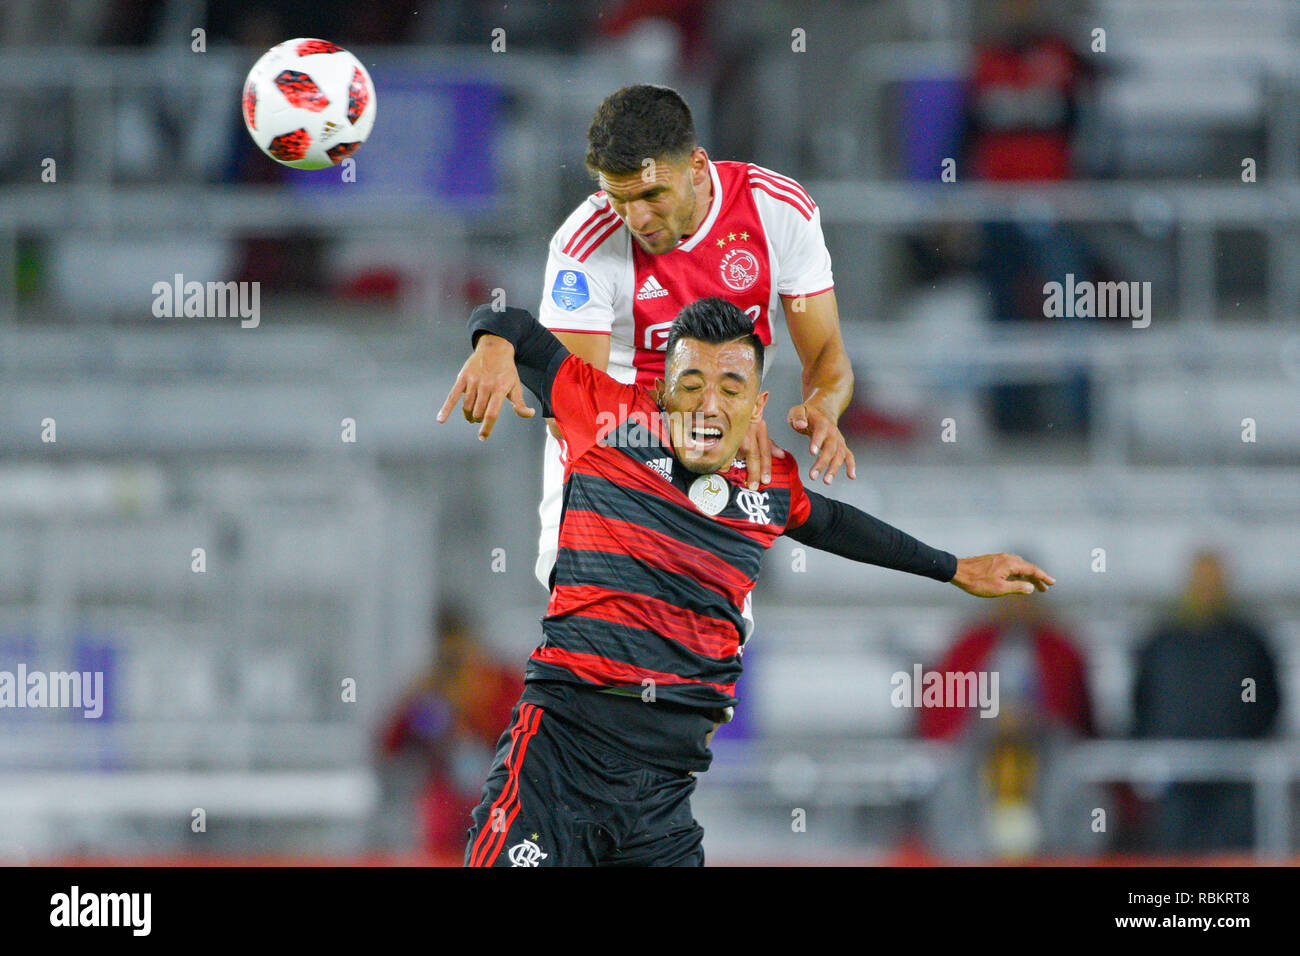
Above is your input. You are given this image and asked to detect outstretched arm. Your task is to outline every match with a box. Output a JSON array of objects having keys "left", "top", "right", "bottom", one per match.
[
  {"left": 785, "top": 490, "right": 1055, "bottom": 597},
  {"left": 436, "top": 305, "right": 568, "bottom": 439}
]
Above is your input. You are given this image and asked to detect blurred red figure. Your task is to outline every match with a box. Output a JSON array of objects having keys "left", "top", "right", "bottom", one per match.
[
  {"left": 919, "top": 595, "right": 1094, "bottom": 743},
  {"left": 379, "top": 609, "right": 523, "bottom": 857},
  {"left": 965, "top": 0, "right": 1091, "bottom": 184},
  {"left": 917, "top": 589, "right": 1101, "bottom": 859}
]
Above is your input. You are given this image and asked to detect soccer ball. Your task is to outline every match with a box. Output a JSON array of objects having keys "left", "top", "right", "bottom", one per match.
[{"left": 242, "top": 38, "right": 377, "bottom": 170}]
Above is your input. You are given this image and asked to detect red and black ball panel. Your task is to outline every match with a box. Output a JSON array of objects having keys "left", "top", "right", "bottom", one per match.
[
  {"left": 269, "top": 129, "right": 311, "bottom": 162},
  {"left": 274, "top": 70, "right": 330, "bottom": 112},
  {"left": 296, "top": 39, "right": 342, "bottom": 56},
  {"left": 326, "top": 142, "right": 361, "bottom": 165},
  {"left": 242, "top": 82, "right": 257, "bottom": 129},
  {"left": 347, "top": 68, "right": 369, "bottom": 125}
]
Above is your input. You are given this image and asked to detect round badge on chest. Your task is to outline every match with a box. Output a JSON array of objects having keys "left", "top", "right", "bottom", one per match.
[{"left": 688, "top": 474, "right": 730, "bottom": 516}]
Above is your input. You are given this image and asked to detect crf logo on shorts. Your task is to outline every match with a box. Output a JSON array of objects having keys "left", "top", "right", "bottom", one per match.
[{"left": 508, "top": 839, "right": 548, "bottom": 866}]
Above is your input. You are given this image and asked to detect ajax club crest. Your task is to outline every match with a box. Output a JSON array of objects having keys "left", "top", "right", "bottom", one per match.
[{"left": 719, "top": 247, "right": 760, "bottom": 292}]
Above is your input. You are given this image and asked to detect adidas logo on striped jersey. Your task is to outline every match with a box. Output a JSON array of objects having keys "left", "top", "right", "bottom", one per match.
[
  {"left": 647, "top": 457, "right": 673, "bottom": 481},
  {"left": 635, "top": 275, "right": 670, "bottom": 300}
]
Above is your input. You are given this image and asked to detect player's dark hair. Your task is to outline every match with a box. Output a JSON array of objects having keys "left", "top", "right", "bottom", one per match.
[
  {"left": 585, "top": 85, "right": 697, "bottom": 177},
  {"left": 667, "top": 298, "right": 764, "bottom": 379}
]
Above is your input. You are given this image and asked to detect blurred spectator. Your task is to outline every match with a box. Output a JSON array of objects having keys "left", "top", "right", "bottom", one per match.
[
  {"left": 961, "top": 0, "right": 1100, "bottom": 437},
  {"left": 377, "top": 606, "right": 523, "bottom": 857},
  {"left": 919, "top": 583, "right": 1107, "bottom": 859},
  {"left": 1130, "top": 548, "right": 1283, "bottom": 853},
  {"left": 964, "top": 0, "right": 1091, "bottom": 185},
  {"left": 596, "top": 0, "right": 713, "bottom": 76},
  {"left": 919, "top": 589, "right": 1093, "bottom": 742}
]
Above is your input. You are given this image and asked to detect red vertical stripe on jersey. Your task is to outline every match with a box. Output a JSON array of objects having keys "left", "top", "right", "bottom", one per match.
[
  {"left": 748, "top": 167, "right": 815, "bottom": 210},
  {"left": 468, "top": 702, "right": 543, "bottom": 867},
  {"left": 748, "top": 176, "right": 814, "bottom": 220},
  {"left": 575, "top": 216, "right": 624, "bottom": 262},
  {"left": 563, "top": 208, "right": 618, "bottom": 258}
]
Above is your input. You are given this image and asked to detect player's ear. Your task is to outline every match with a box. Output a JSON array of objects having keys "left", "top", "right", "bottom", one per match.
[
  {"left": 653, "top": 378, "right": 666, "bottom": 405},
  {"left": 751, "top": 389, "right": 769, "bottom": 422},
  {"left": 690, "top": 147, "right": 709, "bottom": 182}
]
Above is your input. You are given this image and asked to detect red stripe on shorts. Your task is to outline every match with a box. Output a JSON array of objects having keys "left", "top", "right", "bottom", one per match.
[{"left": 468, "top": 702, "right": 544, "bottom": 866}]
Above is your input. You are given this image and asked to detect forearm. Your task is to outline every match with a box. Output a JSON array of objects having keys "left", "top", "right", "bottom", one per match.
[
  {"left": 786, "top": 490, "right": 957, "bottom": 582},
  {"left": 467, "top": 305, "right": 569, "bottom": 413},
  {"left": 800, "top": 342, "right": 854, "bottom": 420}
]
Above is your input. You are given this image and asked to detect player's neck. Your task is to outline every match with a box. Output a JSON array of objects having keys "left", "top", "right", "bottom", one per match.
[{"left": 681, "top": 166, "right": 713, "bottom": 240}]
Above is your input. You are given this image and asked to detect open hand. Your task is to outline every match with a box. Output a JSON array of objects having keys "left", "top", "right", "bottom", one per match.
[
  {"left": 788, "top": 401, "right": 856, "bottom": 485},
  {"left": 436, "top": 336, "right": 535, "bottom": 440},
  {"left": 738, "top": 417, "right": 784, "bottom": 491},
  {"left": 951, "top": 553, "right": 1055, "bottom": 597}
]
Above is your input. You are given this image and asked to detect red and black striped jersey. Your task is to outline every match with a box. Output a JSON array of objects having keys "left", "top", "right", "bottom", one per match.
[
  {"left": 465, "top": 303, "right": 957, "bottom": 768},
  {"left": 529, "top": 353, "right": 812, "bottom": 710}
]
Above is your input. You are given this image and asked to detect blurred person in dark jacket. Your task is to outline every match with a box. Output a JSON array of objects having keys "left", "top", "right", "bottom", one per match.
[
  {"left": 1131, "top": 548, "right": 1283, "bottom": 853},
  {"left": 379, "top": 607, "right": 524, "bottom": 857}
]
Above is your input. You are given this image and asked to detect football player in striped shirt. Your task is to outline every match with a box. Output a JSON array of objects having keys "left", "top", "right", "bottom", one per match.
[{"left": 439, "top": 298, "right": 1055, "bottom": 866}]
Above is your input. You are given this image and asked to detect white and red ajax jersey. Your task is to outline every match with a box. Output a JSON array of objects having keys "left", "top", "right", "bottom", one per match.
[{"left": 536, "top": 160, "right": 834, "bottom": 388}]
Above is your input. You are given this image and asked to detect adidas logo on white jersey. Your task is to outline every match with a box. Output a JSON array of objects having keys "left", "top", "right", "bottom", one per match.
[
  {"left": 635, "top": 275, "right": 670, "bottom": 300},
  {"left": 647, "top": 457, "right": 673, "bottom": 481}
]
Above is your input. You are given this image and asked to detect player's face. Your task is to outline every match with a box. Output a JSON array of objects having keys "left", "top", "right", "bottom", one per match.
[
  {"left": 656, "top": 338, "right": 768, "bottom": 475},
  {"left": 598, "top": 149, "right": 708, "bottom": 255}
]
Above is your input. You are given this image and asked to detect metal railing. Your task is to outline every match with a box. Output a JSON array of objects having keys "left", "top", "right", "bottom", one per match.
[{"left": 708, "top": 738, "right": 1300, "bottom": 859}]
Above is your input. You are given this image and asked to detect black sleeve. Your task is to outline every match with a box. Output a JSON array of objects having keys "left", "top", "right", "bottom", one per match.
[
  {"left": 466, "top": 304, "right": 570, "bottom": 417},
  {"left": 785, "top": 489, "right": 958, "bottom": 583}
]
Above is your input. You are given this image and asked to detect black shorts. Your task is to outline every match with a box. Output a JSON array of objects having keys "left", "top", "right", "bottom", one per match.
[{"left": 464, "top": 694, "right": 706, "bottom": 867}]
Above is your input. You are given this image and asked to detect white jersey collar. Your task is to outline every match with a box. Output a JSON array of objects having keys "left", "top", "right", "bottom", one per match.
[{"left": 675, "top": 161, "right": 722, "bottom": 253}]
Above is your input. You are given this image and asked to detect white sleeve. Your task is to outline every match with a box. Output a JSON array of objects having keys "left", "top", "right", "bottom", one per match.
[
  {"left": 537, "top": 202, "right": 620, "bottom": 334},
  {"left": 754, "top": 175, "right": 835, "bottom": 298},
  {"left": 777, "top": 204, "right": 834, "bottom": 297}
]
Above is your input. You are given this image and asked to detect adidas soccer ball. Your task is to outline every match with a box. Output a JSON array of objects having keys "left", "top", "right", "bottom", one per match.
[{"left": 242, "top": 38, "right": 377, "bottom": 170}]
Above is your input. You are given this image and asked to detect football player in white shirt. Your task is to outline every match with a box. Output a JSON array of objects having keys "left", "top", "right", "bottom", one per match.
[{"left": 458, "top": 85, "right": 858, "bottom": 595}]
